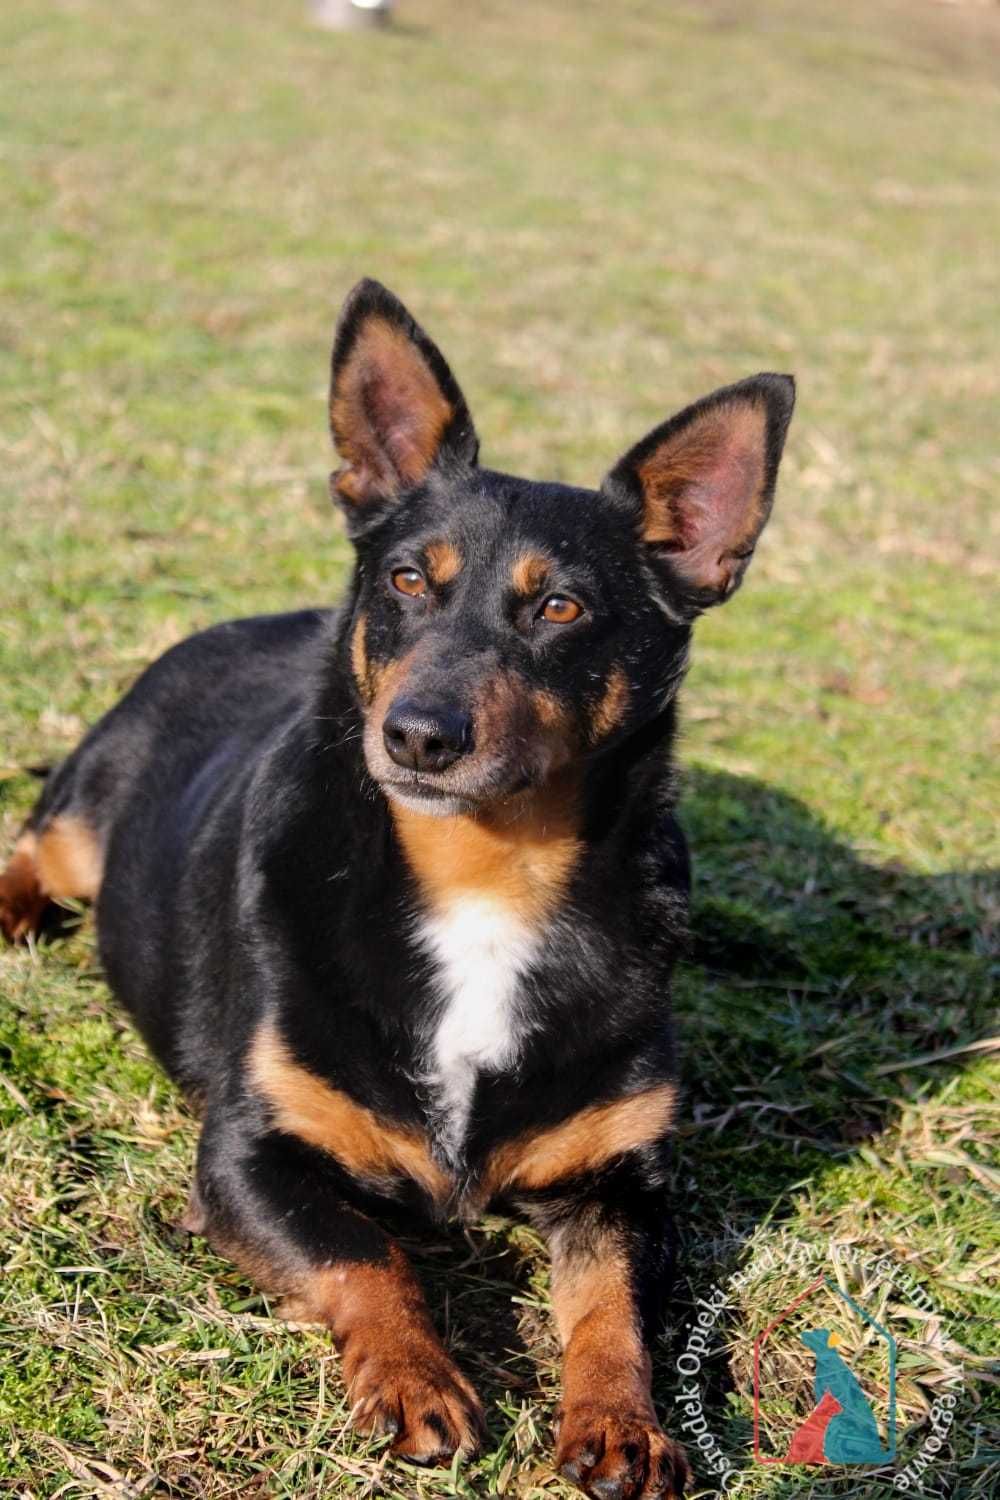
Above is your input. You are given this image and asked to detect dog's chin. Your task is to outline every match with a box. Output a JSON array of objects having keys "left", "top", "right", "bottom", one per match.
[
  {"left": 375, "top": 767, "right": 535, "bottom": 819},
  {"left": 381, "top": 783, "right": 484, "bottom": 818}
]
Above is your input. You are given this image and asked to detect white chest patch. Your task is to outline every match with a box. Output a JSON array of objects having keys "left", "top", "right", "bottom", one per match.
[{"left": 417, "top": 895, "right": 538, "bottom": 1162}]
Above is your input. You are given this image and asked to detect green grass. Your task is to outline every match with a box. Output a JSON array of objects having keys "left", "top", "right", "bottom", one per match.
[{"left": 1, "top": 0, "right": 998, "bottom": 1495}]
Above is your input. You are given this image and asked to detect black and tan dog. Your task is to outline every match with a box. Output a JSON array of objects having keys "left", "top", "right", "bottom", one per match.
[{"left": 0, "top": 281, "right": 794, "bottom": 1499}]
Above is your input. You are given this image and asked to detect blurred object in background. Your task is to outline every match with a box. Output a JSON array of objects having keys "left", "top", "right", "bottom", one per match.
[{"left": 311, "top": 0, "right": 392, "bottom": 30}]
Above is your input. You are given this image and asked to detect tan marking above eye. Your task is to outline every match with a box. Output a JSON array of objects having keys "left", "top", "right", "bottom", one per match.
[
  {"left": 512, "top": 553, "right": 553, "bottom": 597},
  {"left": 541, "top": 595, "right": 582, "bottom": 624},
  {"left": 391, "top": 567, "right": 427, "bottom": 597},
  {"left": 424, "top": 539, "right": 462, "bottom": 586}
]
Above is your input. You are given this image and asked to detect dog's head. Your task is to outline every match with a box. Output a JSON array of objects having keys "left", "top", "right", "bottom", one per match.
[{"left": 330, "top": 280, "right": 794, "bottom": 816}]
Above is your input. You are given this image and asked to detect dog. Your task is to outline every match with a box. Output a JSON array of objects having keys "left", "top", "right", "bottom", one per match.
[{"left": 0, "top": 280, "right": 794, "bottom": 1499}]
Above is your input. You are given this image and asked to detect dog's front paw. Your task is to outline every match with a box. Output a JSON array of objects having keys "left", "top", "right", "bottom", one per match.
[
  {"left": 556, "top": 1402, "right": 689, "bottom": 1499},
  {"left": 348, "top": 1339, "right": 484, "bottom": 1465}
]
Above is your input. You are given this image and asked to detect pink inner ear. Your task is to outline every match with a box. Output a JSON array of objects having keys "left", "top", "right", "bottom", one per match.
[
  {"left": 667, "top": 445, "right": 763, "bottom": 552},
  {"left": 641, "top": 402, "right": 767, "bottom": 593},
  {"left": 332, "top": 317, "right": 454, "bottom": 504},
  {"left": 381, "top": 408, "right": 441, "bottom": 486}
]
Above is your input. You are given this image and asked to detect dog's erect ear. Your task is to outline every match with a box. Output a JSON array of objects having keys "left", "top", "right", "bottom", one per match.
[
  {"left": 329, "top": 279, "right": 478, "bottom": 527},
  {"left": 602, "top": 374, "right": 795, "bottom": 615}
]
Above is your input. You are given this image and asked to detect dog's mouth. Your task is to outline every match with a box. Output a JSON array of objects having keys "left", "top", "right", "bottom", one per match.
[
  {"left": 381, "top": 781, "right": 481, "bottom": 816},
  {"left": 377, "top": 768, "right": 533, "bottom": 818}
]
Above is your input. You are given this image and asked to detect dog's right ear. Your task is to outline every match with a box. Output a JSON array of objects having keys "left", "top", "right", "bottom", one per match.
[
  {"left": 602, "top": 373, "right": 795, "bottom": 617},
  {"left": 329, "top": 280, "right": 478, "bottom": 533}
]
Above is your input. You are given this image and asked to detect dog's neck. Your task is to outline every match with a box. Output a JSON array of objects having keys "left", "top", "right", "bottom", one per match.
[{"left": 388, "top": 769, "right": 583, "bottom": 927}]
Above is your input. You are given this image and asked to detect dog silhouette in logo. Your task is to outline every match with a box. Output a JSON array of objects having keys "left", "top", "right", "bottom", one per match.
[{"left": 785, "top": 1330, "right": 890, "bottom": 1464}]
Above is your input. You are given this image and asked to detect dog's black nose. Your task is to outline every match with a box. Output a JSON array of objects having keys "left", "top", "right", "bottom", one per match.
[{"left": 382, "top": 701, "right": 473, "bottom": 773}]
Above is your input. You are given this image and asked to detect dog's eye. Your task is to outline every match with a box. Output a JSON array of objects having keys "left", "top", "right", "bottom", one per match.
[
  {"left": 391, "top": 568, "right": 427, "bottom": 598},
  {"left": 540, "top": 595, "right": 582, "bottom": 624}
]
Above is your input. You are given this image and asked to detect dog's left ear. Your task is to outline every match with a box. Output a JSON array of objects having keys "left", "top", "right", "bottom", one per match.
[
  {"left": 329, "top": 279, "right": 478, "bottom": 531},
  {"left": 602, "top": 374, "right": 795, "bottom": 614}
]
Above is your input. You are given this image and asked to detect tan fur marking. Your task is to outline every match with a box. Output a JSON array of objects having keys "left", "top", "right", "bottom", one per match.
[
  {"left": 425, "top": 539, "right": 462, "bottom": 586},
  {"left": 639, "top": 399, "right": 767, "bottom": 549},
  {"left": 0, "top": 834, "right": 46, "bottom": 942},
  {"left": 511, "top": 552, "right": 552, "bottom": 597},
  {"left": 1, "top": 816, "right": 103, "bottom": 942},
  {"left": 11, "top": 831, "right": 37, "bottom": 863},
  {"left": 350, "top": 612, "right": 371, "bottom": 701},
  {"left": 387, "top": 667, "right": 580, "bottom": 923},
  {"left": 36, "top": 816, "right": 103, "bottom": 901},
  {"left": 590, "top": 666, "right": 630, "bottom": 741},
  {"left": 196, "top": 1228, "right": 482, "bottom": 1459},
  {"left": 473, "top": 674, "right": 576, "bottom": 782},
  {"left": 551, "top": 1234, "right": 653, "bottom": 1448},
  {"left": 368, "top": 645, "right": 417, "bottom": 711},
  {"left": 392, "top": 774, "right": 581, "bottom": 925},
  {"left": 307, "top": 1250, "right": 483, "bottom": 1459},
  {"left": 249, "top": 1020, "right": 451, "bottom": 1202},
  {"left": 310, "top": 1247, "right": 442, "bottom": 1365},
  {"left": 331, "top": 317, "right": 453, "bottom": 504},
  {"left": 551, "top": 1233, "right": 645, "bottom": 1359},
  {"left": 549, "top": 1230, "right": 687, "bottom": 1491},
  {"left": 530, "top": 688, "right": 568, "bottom": 731},
  {"left": 484, "top": 1083, "right": 676, "bottom": 1196}
]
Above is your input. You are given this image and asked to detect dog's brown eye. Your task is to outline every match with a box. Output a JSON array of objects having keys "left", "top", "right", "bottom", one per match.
[
  {"left": 540, "top": 595, "right": 582, "bottom": 624},
  {"left": 391, "top": 568, "right": 427, "bottom": 598}
]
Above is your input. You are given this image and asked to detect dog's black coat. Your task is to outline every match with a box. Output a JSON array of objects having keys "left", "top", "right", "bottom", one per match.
[
  {"left": 6, "top": 280, "right": 794, "bottom": 1498},
  {"left": 36, "top": 537, "right": 688, "bottom": 1225}
]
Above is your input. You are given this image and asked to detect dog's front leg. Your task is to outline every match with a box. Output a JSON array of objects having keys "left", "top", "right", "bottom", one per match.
[
  {"left": 190, "top": 1123, "right": 483, "bottom": 1465},
  {"left": 546, "top": 1197, "right": 689, "bottom": 1500}
]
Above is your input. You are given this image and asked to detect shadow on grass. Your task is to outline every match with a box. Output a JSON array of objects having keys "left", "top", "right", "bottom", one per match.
[
  {"left": 648, "top": 766, "right": 996, "bottom": 1490},
  {"left": 674, "top": 765, "right": 994, "bottom": 1211}
]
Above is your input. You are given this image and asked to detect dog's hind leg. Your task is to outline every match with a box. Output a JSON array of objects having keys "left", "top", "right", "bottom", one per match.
[{"left": 0, "top": 814, "right": 103, "bottom": 943}]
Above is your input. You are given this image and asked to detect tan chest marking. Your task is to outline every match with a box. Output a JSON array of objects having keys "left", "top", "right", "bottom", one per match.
[
  {"left": 392, "top": 783, "right": 581, "bottom": 1159},
  {"left": 249, "top": 1020, "right": 450, "bottom": 1203},
  {"left": 392, "top": 777, "right": 580, "bottom": 924},
  {"left": 483, "top": 1082, "right": 677, "bottom": 1196}
]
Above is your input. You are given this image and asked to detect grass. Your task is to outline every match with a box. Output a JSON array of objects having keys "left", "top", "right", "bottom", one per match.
[{"left": 1, "top": 0, "right": 998, "bottom": 1494}]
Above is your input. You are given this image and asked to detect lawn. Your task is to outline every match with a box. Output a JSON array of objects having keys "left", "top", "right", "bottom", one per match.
[{"left": 1, "top": 0, "right": 997, "bottom": 1496}]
